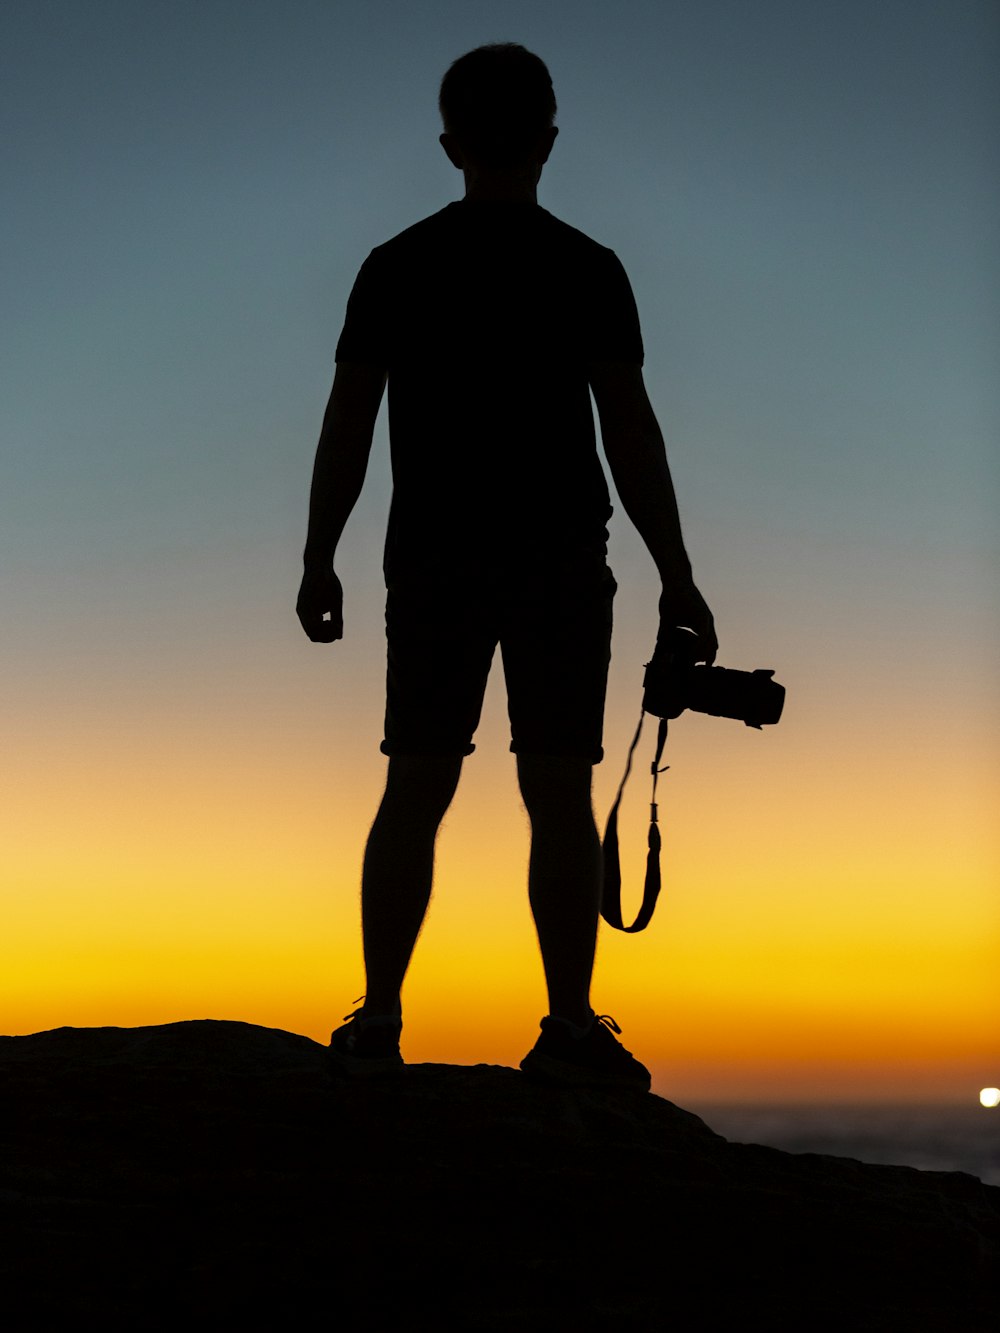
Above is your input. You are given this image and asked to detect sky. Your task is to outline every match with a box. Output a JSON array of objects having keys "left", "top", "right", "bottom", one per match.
[{"left": 3, "top": 0, "right": 997, "bottom": 1104}]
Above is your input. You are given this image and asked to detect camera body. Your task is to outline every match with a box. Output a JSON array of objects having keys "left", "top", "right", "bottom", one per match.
[{"left": 642, "top": 627, "right": 785, "bottom": 729}]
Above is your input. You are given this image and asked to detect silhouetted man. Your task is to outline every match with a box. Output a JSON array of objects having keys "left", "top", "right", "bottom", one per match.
[{"left": 297, "top": 44, "right": 716, "bottom": 1090}]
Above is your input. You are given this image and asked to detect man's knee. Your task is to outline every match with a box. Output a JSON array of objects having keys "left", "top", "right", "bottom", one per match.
[
  {"left": 381, "top": 754, "right": 463, "bottom": 823},
  {"left": 516, "top": 753, "right": 594, "bottom": 822}
]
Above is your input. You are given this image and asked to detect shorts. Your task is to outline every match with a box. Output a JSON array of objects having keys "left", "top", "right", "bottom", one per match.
[{"left": 380, "top": 556, "right": 616, "bottom": 764}]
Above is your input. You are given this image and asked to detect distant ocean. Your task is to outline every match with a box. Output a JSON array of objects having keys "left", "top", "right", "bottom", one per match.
[{"left": 689, "top": 1104, "right": 999, "bottom": 1186}]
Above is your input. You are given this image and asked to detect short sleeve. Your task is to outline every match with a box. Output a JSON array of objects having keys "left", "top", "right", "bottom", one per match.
[
  {"left": 587, "top": 250, "right": 644, "bottom": 366},
  {"left": 334, "top": 251, "right": 389, "bottom": 364}
]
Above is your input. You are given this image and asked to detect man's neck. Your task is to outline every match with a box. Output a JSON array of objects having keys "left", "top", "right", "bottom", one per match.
[{"left": 461, "top": 166, "right": 540, "bottom": 204}]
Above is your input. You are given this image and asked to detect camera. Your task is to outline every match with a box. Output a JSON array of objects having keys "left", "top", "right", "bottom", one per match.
[
  {"left": 642, "top": 627, "right": 785, "bottom": 728},
  {"left": 600, "top": 627, "right": 785, "bottom": 932}
]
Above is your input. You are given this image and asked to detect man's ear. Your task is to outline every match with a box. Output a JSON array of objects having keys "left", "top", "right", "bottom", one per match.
[
  {"left": 537, "top": 126, "right": 559, "bottom": 164},
  {"left": 439, "top": 132, "right": 465, "bottom": 171}
]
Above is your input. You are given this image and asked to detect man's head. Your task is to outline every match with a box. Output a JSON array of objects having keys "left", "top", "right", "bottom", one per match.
[{"left": 439, "top": 43, "right": 557, "bottom": 173}]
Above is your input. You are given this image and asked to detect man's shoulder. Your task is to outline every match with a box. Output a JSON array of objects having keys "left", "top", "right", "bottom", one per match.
[
  {"left": 366, "top": 204, "right": 461, "bottom": 262},
  {"left": 535, "top": 208, "right": 619, "bottom": 259}
]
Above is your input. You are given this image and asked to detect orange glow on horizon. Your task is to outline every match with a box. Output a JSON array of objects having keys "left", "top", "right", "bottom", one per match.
[{"left": 4, "top": 612, "right": 997, "bottom": 1106}]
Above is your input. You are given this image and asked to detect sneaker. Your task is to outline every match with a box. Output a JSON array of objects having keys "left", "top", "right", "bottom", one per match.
[
  {"left": 329, "top": 1006, "right": 404, "bottom": 1077},
  {"left": 519, "top": 1013, "right": 651, "bottom": 1091}
]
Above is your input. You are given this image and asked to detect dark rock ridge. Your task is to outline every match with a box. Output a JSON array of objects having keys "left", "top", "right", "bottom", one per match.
[{"left": 2, "top": 1020, "right": 997, "bottom": 1329}]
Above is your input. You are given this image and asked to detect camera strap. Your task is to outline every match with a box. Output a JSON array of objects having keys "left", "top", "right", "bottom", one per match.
[{"left": 600, "top": 710, "right": 670, "bottom": 932}]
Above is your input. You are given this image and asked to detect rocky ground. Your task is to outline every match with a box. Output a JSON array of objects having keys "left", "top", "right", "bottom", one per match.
[{"left": 2, "top": 1020, "right": 997, "bottom": 1329}]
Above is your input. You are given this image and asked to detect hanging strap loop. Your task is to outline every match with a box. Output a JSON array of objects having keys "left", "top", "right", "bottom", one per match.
[{"left": 600, "top": 713, "right": 669, "bottom": 933}]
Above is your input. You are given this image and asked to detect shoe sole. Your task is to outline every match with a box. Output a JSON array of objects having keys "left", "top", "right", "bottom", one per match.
[
  {"left": 328, "top": 1048, "right": 405, "bottom": 1079},
  {"left": 519, "top": 1051, "right": 650, "bottom": 1092}
]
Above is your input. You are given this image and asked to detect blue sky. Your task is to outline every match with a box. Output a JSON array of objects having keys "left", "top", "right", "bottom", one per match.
[{"left": 4, "top": 0, "right": 995, "bottom": 606}]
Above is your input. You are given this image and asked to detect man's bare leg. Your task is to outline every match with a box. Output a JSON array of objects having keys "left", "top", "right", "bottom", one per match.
[
  {"left": 360, "top": 754, "right": 463, "bottom": 1017},
  {"left": 516, "top": 754, "right": 601, "bottom": 1028}
]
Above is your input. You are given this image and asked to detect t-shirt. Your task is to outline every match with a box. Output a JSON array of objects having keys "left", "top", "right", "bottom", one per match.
[{"left": 335, "top": 199, "right": 644, "bottom": 575}]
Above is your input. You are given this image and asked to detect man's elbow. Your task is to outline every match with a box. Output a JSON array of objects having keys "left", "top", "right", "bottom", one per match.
[
  {"left": 589, "top": 363, "right": 659, "bottom": 442},
  {"left": 322, "top": 363, "right": 387, "bottom": 444}
]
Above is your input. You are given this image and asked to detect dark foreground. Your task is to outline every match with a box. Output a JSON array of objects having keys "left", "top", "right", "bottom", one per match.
[{"left": 2, "top": 1021, "right": 997, "bottom": 1329}]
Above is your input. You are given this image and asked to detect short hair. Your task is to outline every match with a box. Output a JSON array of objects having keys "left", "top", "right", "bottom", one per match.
[{"left": 439, "top": 44, "right": 557, "bottom": 169}]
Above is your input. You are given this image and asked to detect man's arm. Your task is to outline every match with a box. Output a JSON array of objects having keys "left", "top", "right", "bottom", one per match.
[
  {"left": 296, "top": 361, "right": 387, "bottom": 642},
  {"left": 589, "top": 361, "right": 718, "bottom": 664}
]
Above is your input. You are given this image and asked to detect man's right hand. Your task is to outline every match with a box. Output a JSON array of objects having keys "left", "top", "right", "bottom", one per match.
[
  {"left": 296, "top": 566, "right": 344, "bottom": 643},
  {"left": 658, "top": 580, "right": 718, "bottom": 666}
]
